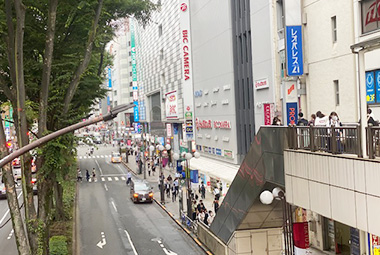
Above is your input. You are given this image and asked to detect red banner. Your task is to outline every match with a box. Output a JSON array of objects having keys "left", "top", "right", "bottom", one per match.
[
  {"left": 293, "top": 222, "right": 309, "bottom": 249},
  {"left": 263, "top": 103, "right": 273, "bottom": 125}
]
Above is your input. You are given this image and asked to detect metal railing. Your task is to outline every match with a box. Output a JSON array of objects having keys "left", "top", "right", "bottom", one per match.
[
  {"left": 180, "top": 210, "right": 198, "bottom": 235},
  {"left": 288, "top": 125, "right": 362, "bottom": 157}
]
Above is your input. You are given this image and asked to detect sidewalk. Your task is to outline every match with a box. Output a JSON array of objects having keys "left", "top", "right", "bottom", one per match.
[{"left": 122, "top": 154, "right": 217, "bottom": 221}]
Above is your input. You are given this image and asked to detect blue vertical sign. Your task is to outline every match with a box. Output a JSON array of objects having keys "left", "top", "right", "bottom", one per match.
[
  {"left": 131, "top": 18, "right": 139, "bottom": 122},
  {"left": 286, "top": 26, "right": 303, "bottom": 76},
  {"left": 366, "top": 71, "right": 375, "bottom": 104},
  {"left": 108, "top": 68, "right": 112, "bottom": 88},
  {"left": 376, "top": 70, "right": 380, "bottom": 103},
  {"left": 286, "top": 102, "right": 298, "bottom": 126}
]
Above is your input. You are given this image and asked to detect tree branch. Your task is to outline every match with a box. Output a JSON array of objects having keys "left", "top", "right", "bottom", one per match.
[
  {"left": 63, "top": 0, "right": 104, "bottom": 114},
  {"left": 0, "top": 74, "right": 15, "bottom": 103},
  {"left": 39, "top": 0, "right": 58, "bottom": 137}
]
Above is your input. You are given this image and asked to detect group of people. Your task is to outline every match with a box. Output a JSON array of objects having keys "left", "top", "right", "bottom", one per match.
[
  {"left": 77, "top": 168, "right": 96, "bottom": 183},
  {"left": 158, "top": 173, "right": 180, "bottom": 202},
  {"left": 272, "top": 111, "right": 343, "bottom": 127},
  {"left": 192, "top": 200, "right": 214, "bottom": 226}
]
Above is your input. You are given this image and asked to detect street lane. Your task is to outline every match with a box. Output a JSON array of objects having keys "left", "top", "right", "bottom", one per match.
[{"left": 78, "top": 146, "right": 203, "bottom": 255}]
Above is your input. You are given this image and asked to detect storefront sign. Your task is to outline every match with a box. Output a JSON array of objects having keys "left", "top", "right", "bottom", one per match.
[
  {"left": 108, "top": 68, "right": 112, "bottom": 88},
  {"left": 196, "top": 118, "right": 212, "bottom": 129},
  {"left": 362, "top": 0, "right": 380, "bottom": 34},
  {"left": 185, "top": 111, "right": 192, "bottom": 120},
  {"left": 367, "top": 71, "right": 375, "bottom": 104},
  {"left": 286, "top": 25, "right": 303, "bottom": 76},
  {"left": 194, "top": 90, "right": 202, "bottom": 97},
  {"left": 293, "top": 222, "right": 309, "bottom": 255},
  {"left": 165, "top": 91, "right": 178, "bottom": 119},
  {"left": 369, "top": 234, "right": 380, "bottom": 255},
  {"left": 285, "top": 81, "right": 298, "bottom": 102},
  {"left": 224, "top": 150, "right": 233, "bottom": 159},
  {"left": 263, "top": 103, "right": 274, "bottom": 125},
  {"left": 196, "top": 118, "right": 231, "bottom": 129},
  {"left": 180, "top": 0, "right": 195, "bottom": 140},
  {"left": 216, "top": 148, "right": 222, "bottom": 156},
  {"left": 287, "top": 102, "right": 298, "bottom": 125},
  {"left": 376, "top": 70, "right": 380, "bottom": 103},
  {"left": 350, "top": 228, "right": 360, "bottom": 255},
  {"left": 254, "top": 78, "right": 269, "bottom": 90},
  {"left": 130, "top": 18, "right": 139, "bottom": 122},
  {"left": 166, "top": 123, "right": 172, "bottom": 137}
]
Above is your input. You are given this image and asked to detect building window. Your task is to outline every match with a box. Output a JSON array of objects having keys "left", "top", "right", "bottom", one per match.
[
  {"left": 128, "top": 41, "right": 131, "bottom": 46},
  {"left": 361, "top": 0, "right": 380, "bottom": 34},
  {"left": 158, "top": 24, "right": 163, "bottom": 37},
  {"left": 129, "top": 51, "right": 131, "bottom": 56},
  {"left": 160, "top": 48, "right": 164, "bottom": 61},
  {"left": 114, "top": 90, "right": 117, "bottom": 96},
  {"left": 277, "top": 0, "right": 285, "bottom": 39},
  {"left": 334, "top": 80, "right": 339, "bottom": 106},
  {"left": 130, "top": 82, "right": 133, "bottom": 87},
  {"left": 130, "top": 92, "right": 133, "bottom": 97},
  {"left": 150, "top": 93, "right": 161, "bottom": 121},
  {"left": 366, "top": 70, "right": 380, "bottom": 104},
  {"left": 331, "top": 16, "right": 337, "bottom": 43},
  {"left": 114, "top": 101, "right": 118, "bottom": 107}
]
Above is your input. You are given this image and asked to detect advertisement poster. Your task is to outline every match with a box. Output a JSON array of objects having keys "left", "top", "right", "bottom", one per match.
[
  {"left": 286, "top": 25, "right": 304, "bottom": 76},
  {"left": 293, "top": 222, "right": 309, "bottom": 255},
  {"left": 286, "top": 102, "right": 298, "bottom": 125},
  {"left": 165, "top": 91, "right": 178, "bottom": 119},
  {"left": 366, "top": 71, "right": 375, "bottom": 104},
  {"left": 369, "top": 234, "right": 380, "bottom": 255},
  {"left": 263, "top": 103, "right": 274, "bottom": 125}
]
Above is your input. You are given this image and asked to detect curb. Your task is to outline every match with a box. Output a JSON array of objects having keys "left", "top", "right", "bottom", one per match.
[
  {"left": 73, "top": 181, "right": 79, "bottom": 255},
  {"left": 153, "top": 198, "right": 213, "bottom": 255}
]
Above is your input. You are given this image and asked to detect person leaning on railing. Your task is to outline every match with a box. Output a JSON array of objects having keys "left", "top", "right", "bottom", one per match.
[{"left": 329, "top": 112, "right": 343, "bottom": 153}]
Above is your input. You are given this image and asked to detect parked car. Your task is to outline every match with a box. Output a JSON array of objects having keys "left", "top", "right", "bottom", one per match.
[
  {"left": 130, "top": 180, "right": 153, "bottom": 203},
  {"left": 12, "top": 158, "right": 21, "bottom": 168},
  {"left": 0, "top": 183, "right": 6, "bottom": 199},
  {"left": 13, "top": 166, "right": 21, "bottom": 181},
  {"left": 93, "top": 137, "right": 102, "bottom": 144},
  {"left": 111, "top": 152, "right": 122, "bottom": 163},
  {"left": 31, "top": 178, "right": 37, "bottom": 195}
]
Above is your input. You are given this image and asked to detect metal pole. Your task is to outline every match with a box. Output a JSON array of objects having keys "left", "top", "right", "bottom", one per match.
[
  {"left": 160, "top": 150, "right": 165, "bottom": 204},
  {"left": 143, "top": 138, "right": 146, "bottom": 179},
  {"left": 186, "top": 158, "right": 192, "bottom": 219}
]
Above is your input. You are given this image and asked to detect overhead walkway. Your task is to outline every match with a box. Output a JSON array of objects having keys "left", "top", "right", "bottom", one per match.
[{"left": 209, "top": 126, "right": 289, "bottom": 243}]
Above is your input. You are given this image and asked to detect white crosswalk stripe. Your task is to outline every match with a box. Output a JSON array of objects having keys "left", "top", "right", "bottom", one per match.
[
  {"left": 101, "top": 177, "right": 105, "bottom": 182},
  {"left": 83, "top": 156, "right": 87, "bottom": 159},
  {"left": 114, "top": 177, "right": 119, "bottom": 181},
  {"left": 101, "top": 155, "right": 104, "bottom": 158},
  {"left": 121, "top": 177, "right": 126, "bottom": 181},
  {"left": 92, "top": 156, "right": 96, "bottom": 159},
  {"left": 96, "top": 155, "right": 100, "bottom": 158},
  {"left": 108, "top": 177, "right": 112, "bottom": 181}
]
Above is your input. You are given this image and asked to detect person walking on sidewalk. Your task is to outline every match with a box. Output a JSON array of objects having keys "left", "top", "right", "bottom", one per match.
[
  {"left": 173, "top": 178, "right": 179, "bottom": 195},
  {"left": 165, "top": 180, "right": 171, "bottom": 198},
  {"left": 213, "top": 199, "right": 219, "bottom": 214},
  {"left": 207, "top": 211, "right": 214, "bottom": 226},
  {"left": 171, "top": 185, "right": 176, "bottom": 202},
  {"left": 86, "top": 169, "right": 90, "bottom": 182},
  {"left": 147, "top": 161, "right": 151, "bottom": 177},
  {"left": 77, "top": 168, "right": 83, "bottom": 183},
  {"left": 200, "top": 182, "right": 206, "bottom": 199},
  {"left": 214, "top": 186, "right": 220, "bottom": 200},
  {"left": 152, "top": 160, "right": 156, "bottom": 176},
  {"left": 91, "top": 168, "right": 96, "bottom": 182},
  {"left": 126, "top": 171, "right": 132, "bottom": 186}
]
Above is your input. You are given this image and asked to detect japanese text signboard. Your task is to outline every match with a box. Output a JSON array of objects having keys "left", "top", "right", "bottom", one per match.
[
  {"left": 165, "top": 91, "right": 178, "bottom": 119},
  {"left": 286, "top": 26, "right": 304, "bottom": 76}
]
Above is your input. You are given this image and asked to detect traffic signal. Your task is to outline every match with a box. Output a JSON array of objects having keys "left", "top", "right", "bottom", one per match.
[{"left": 6, "top": 141, "right": 12, "bottom": 148}]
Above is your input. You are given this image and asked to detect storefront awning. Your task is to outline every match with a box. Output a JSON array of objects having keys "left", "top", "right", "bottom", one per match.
[
  {"left": 186, "top": 156, "right": 240, "bottom": 183},
  {"left": 351, "top": 36, "right": 380, "bottom": 52}
]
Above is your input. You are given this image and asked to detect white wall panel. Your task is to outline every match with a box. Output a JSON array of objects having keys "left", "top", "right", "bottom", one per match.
[
  {"left": 355, "top": 192, "right": 368, "bottom": 232},
  {"left": 365, "top": 161, "right": 380, "bottom": 197},
  {"left": 292, "top": 177, "right": 310, "bottom": 209},
  {"left": 367, "top": 195, "right": 380, "bottom": 237},
  {"left": 330, "top": 187, "right": 356, "bottom": 228},
  {"left": 329, "top": 158, "right": 355, "bottom": 189},
  {"left": 309, "top": 181, "right": 331, "bottom": 218},
  {"left": 285, "top": 175, "right": 293, "bottom": 204},
  {"left": 353, "top": 160, "right": 366, "bottom": 193},
  {"left": 309, "top": 154, "right": 330, "bottom": 183}
]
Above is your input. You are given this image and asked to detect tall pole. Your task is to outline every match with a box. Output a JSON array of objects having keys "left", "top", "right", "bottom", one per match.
[
  {"left": 143, "top": 138, "right": 146, "bottom": 179},
  {"left": 160, "top": 150, "right": 165, "bottom": 204},
  {"left": 186, "top": 140, "right": 192, "bottom": 219}
]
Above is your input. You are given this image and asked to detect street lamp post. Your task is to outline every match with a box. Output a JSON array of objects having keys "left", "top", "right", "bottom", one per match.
[
  {"left": 260, "top": 188, "right": 293, "bottom": 255},
  {"left": 173, "top": 150, "right": 200, "bottom": 219}
]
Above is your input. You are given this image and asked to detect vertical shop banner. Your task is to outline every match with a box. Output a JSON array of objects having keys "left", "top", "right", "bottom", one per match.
[
  {"left": 366, "top": 71, "right": 375, "bottom": 104},
  {"left": 166, "top": 123, "right": 172, "bottom": 137},
  {"left": 165, "top": 91, "right": 178, "bottom": 119},
  {"left": 350, "top": 228, "right": 360, "bottom": 255},
  {"left": 130, "top": 18, "right": 139, "bottom": 122},
  {"left": 286, "top": 25, "right": 303, "bottom": 76},
  {"left": 376, "top": 70, "right": 380, "bottom": 103},
  {"left": 287, "top": 102, "right": 298, "bottom": 125},
  {"left": 369, "top": 234, "right": 380, "bottom": 255},
  {"left": 179, "top": 0, "right": 195, "bottom": 139},
  {"left": 263, "top": 103, "right": 274, "bottom": 125},
  {"left": 108, "top": 68, "right": 112, "bottom": 88},
  {"left": 293, "top": 222, "right": 309, "bottom": 255}
]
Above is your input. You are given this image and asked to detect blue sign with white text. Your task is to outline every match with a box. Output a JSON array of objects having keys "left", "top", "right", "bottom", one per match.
[
  {"left": 286, "top": 102, "right": 298, "bottom": 126},
  {"left": 376, "top": 71, "right": 380, "bottom": 103},
  {"left": 133, "top": 101, "right": 139, "bottom": 122},
  {"left": 366, "top": 71, "right": 375, "bottom": 104},
  {"left": 286, "top": 26, "right": 303, "bottom": 76},
  {"left": 108, "top": 68, "right": 112, "bottom": 88}
]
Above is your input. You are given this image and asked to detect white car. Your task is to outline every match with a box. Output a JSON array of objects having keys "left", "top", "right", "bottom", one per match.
[{"left": 111, "top": 152, "right": 122, "bottom": 163}]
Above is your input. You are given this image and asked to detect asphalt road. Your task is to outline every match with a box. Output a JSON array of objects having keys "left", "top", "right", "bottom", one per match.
[{"left": 77, "top": 145, "right": 203, "bottom": 255}]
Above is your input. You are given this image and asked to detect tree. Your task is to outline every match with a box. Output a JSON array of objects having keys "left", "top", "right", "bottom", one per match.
[{"left": 0, "top": 0, "right": 156, "bottom": 254}]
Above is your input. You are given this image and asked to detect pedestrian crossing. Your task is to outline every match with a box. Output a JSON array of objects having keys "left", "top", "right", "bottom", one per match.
[
  {"left": 78, "top": 155, "right": 113, "bottom": 159},
  {"left": 88, "top": 176, "right": 127, "bottom": 183}
]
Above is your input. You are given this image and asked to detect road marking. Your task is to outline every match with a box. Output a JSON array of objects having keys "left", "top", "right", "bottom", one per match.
[
  {"left": 104, "top": 184, "right": 108, "bottom": 191},
  {"left": 108, "top": 177, "right": 112, "bottom": 181},
  {"left": 7, "top": 229, "right": 14, "bottom": 240},
  {"left": 78, "top": 156, "right": 82, "bottom": 159},
  {"left": 97, "top": 232, "right": 106, "bottom": 249},
  {"left": 0, "top": 192, "right": 23, "bottom": 225},
  {"left": 101, "top": 177, "right": 105, "bottom": 182},
  {"left": 121, "top": 177, "right": 126, "bottom": 181},
  {"left": 151, "top": 238, "right": 177, "bottom": 255},
  {"left": 92, "top": 156, "right": 96, "bottom": 159},
  {"left": 100, "top": 174, "right": 127, "bottom": 177},
  {"left": 96, "top": 155, "right": 100, "bottom": 158},
  {"left": 114, "top": 177, "right": 119, "bottom": 181},
  {"left": 83, "top": 156, "right": 87, "bottom": 159},
  {"left": 125, "top": 230, "right": 138, "bottom": 255},
  {"left": 111, "top": 201, "right": 118, "bottom": 212},
  {"left": 95, "top": 160, "right": 104, "bottom": 176},
  {"left": 101, "top": 155, "right": 104, "bottom": 158}
]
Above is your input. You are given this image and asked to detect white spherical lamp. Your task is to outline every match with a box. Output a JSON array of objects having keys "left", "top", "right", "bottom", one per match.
[
  {"left": 159, "top": 145, "right": 164, "bottom": 151},
  {"left": 149, "top": 145, "right": 155, "bottom": 152},
  {"left": 193, "top": 151, "right": 200, "bottom": 159},
  {"left": 173, "top": 153, "right": 180, "bottom": 161},
  {"left": 185, "top": 153, "right": 192, "bottom": 160},
  {"left": 260, "top": 190, "right": 274, "bottom": 205},
  {"left": 165, "top": 144, "right": 171, "bottom": 150},
  {"left": 272, "top": 187, "right": 284, "bottom": 199}
]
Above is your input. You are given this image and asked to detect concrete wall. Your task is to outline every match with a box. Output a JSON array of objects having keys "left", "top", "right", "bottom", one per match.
[
  {"left": 303, "top": 0, "right": 358, "bottom": 123},
  {"left": 197, "top": 223, "right": 228, "bottom": 255},
  {"left": 190, "top": 0, "right": 239, "bottom": 164},
  {"left": 227, "top": 228, "right": 283, "bottom": 255},
  {"left": 285, "top": 150, "right": 380, "bottom": 237}
]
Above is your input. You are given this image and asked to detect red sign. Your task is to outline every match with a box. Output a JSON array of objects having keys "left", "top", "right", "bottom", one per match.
[
  {"left": 180, "top": 3, "right": 187, "bottom": 12},
  {"left": 207, "top": 181, "right": 211, "bottom": 186},
  {"left": 365, "top": 0, "right": 380, "bottom": 26},
  {"left": 213, "top": 120, "right": 231, "bottom": 129},
  {"left": 263, "top": 103, "right": 273, "bottom": 125},
  {"left": 293, "top": 222, "right": 310, "bottom": 249}
]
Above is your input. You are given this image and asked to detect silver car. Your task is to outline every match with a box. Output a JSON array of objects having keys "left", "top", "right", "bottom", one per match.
[{"left": 130, "top": 180, "right": 153, "bottom": 203}]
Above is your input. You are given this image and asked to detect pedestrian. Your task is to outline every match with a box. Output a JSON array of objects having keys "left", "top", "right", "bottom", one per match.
[
  {"left": 207, "top": 211, "right": 214, "bottom": 225},
  {"left": 165, "top": 180, "right": 170, "bottom": 198},
  {"left": 197, "top": 209, "right": 205, "bottom": 222},
  {"left": 367, "top": 108, "right": 378, "bottom": 126},
  {"left": 315, "top": 111, "right": 329, "bottom": 127},
  {"left": 171, "top": 185, "right": 176, "bottom": 202},
  {"left": 197, "top": 200, "right": 203, "bottom": 212},
  {"left": 200, "top": 182, "right": 206, "bottom": 199},
  {"left": 203, "top": 210, "right": 209, "bottom": 225},
  {"left": 126, "top": 171, "right": 132, "bottom": 185},
  {"left": 152, "top": 160, "right": 156, "bottom": 176},
  {"left": 214, "top": 199, "right": 219, "bottom": 213},
  {"left": 77, "top": 168, "right": 83, "bottom": 183},
  {"left": 297, "top": 112, "right": 308, "bottom": 126},
  {"left": 308, "top": 114, "right": 316, "bottom": 126},
  {"left": 192, "top": 200, "right": 197, "bottom": 220},
  {"left": 86, "top": 169, "right": 90, "bottom": 182},
  {"left": 214, "top": 186, "right": 220, "bottom": 200},
  {"left": 315, "top": 111, "right": 329, "bottom": 150},
  {"left": 329, "top": 111, "right": 343, "bottom": 152},
  {"left": 147, "top": 161, "right": 151, "bottom": 176},
  {"left": 173, "top": 178, "right": 179, "bottom": 195},
  {"left": 272, "top": 116, "right": 282, "bottom": 126},
  {"left": 91, "top": 168, "right": 96, "bottom": 182}
]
